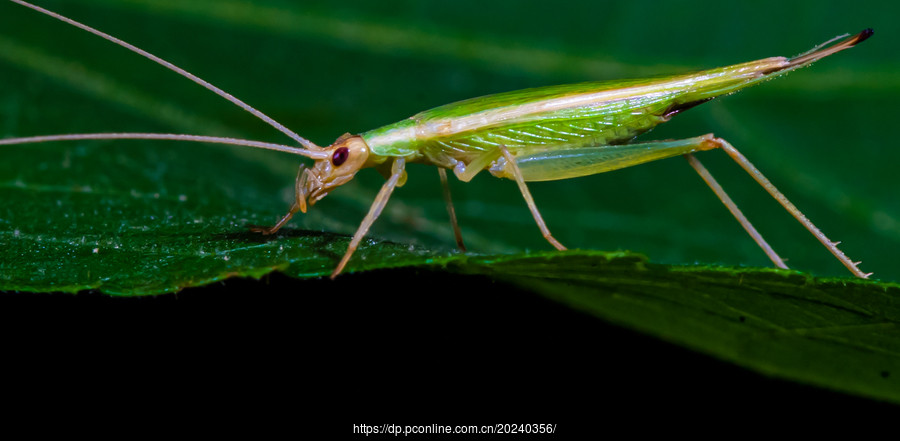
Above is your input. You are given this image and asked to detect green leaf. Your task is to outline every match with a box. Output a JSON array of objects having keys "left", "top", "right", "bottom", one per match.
[
  {"left": 1, "top": 0, "right": 898, "bottom": 402},
  {"left": 462, "top": 251, "right": 900, "bottom": 403}
]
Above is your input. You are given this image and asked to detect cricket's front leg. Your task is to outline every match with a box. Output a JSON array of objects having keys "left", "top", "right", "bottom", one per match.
[
  {"left": 249, "top": 165, "right": 308, "bottom": 235},
  {"left": 331, "top": 158, "right": 407, "bottom": 279}
]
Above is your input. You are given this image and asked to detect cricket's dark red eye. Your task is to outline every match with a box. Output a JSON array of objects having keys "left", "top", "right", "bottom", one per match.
[{"left": 332, "top": 147, "right": 349, "bottom": 166}]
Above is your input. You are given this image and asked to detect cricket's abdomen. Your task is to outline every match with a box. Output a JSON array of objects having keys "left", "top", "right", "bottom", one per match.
[
  {"left": 361, "top": 88, "right": 676, "bottom": 168},
  {"left": 416, "top": 98, "right": 671, "bottom": 168},
  {"left": 361, "top": 55, "right": 797, "bottom": 169}
]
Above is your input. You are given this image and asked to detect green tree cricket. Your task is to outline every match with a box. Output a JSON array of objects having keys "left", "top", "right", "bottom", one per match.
[{"left": 0, "top": 0, "right": 874, "bottom": 279}]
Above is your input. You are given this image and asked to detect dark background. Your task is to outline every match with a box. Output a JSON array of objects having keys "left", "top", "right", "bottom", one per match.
[{"left": 4, "top": 270, "right": 897, "bottom": 429}]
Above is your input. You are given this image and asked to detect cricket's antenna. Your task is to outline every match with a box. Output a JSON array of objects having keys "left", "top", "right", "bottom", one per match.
[
  {"left": 9, "top": 0, "right": 321, "bottom": 150},
  {"left": 789, "top": 29, "right": 874, "bottom": 67},
  {"left": 0, "top": 133, "right": 330, "bottom": 159}
]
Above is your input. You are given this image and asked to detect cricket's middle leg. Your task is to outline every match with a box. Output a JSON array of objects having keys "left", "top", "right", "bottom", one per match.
[
  {"left": 498, "top": 145, "right": 566, "bottom": 251},
  {"left": 438, "top": 168, "right": 467, "bottom": 252}
]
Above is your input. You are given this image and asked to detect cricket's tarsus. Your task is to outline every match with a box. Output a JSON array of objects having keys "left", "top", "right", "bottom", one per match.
[{"left": 1, "top": 0, "right": 875, "bottom": 279}]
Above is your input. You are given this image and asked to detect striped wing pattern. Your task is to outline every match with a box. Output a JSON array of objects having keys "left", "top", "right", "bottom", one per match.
[
  {"left": 362, "top": 56, "right": 795, "bottom": 166},
  {"left": 418, "top": 89, "right": 678, "bottom": 166}
]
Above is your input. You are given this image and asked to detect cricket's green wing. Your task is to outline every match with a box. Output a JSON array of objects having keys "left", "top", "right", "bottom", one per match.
[
  {"left": 362, "top": 76, "right": 676, "bottom": 163},
  {"left": 416, "top": 77, "right": 681, "bottom": 161},
  {"left": 362, "top": 30, "right": 870, "bottom": 170},
  {"left": 363, "top": 57, "right": 794, "bottom": 166}
]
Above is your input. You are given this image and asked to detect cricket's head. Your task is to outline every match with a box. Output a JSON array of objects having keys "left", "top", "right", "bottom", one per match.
[{"left": 294, "top": 134, "right": 370, "bottom": 212}]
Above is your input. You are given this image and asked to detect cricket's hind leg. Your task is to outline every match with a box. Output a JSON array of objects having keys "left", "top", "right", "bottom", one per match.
[
  {"left": 680, "top": 135, "right": 867, "bottom": 278},
  {"left": 681, "top": 135, "right": 868, "bottom": 278},
  {"left": 498, "top": 145, "right": 566, "bottom": 251},
  {"left": 683, "top": 153, "right": 788, "bottom": 270},
  {"left": 497, "top": 134, "right": 868, "bottom": 278},
  {"left": 249, "top": 165, "right": 309, "bottom": 235},
  {"left": 709, "top": 137, "right": 871, "bottom": 278}
]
